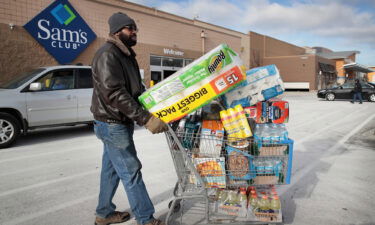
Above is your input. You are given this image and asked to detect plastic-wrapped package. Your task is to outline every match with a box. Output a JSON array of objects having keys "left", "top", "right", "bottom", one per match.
[
  {"left": 199, "top": 120, "right": 224, "bottom": 157},
  {"left": 139, "top": 44, "right": 246, "bottom": 123},
  {"left": 223, "top": 64, "right": 285, "bottom": 108},
  {"left": 194, "top": 157, "right": 226, "bottom": 188},
  {"left": 244, "top": 98, "right": 289, "bottom": 124}
]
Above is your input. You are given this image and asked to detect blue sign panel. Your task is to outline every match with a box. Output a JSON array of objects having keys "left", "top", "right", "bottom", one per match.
[{"left": 24, "top": 0, "right": 96, "bottom": 64}]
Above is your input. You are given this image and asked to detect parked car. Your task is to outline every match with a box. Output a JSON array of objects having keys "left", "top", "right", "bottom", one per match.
[
  {"left": 0, "top": 65, "right": 93, "bottom": 148},
  {"left": 317, "top": 82, "right": 375, "bottom": 102}
]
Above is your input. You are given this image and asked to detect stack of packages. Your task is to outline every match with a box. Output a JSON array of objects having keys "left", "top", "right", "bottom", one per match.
[{"left": 139, "top": 44, "right": 293, "bottom": 223}]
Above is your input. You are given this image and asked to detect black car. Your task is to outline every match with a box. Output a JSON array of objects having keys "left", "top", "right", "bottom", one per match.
[{"left": 317, "top": 82, "right": 375, "bottom": 102}]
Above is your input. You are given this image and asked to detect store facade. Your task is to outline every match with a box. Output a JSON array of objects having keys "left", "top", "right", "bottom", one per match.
[{"left": 0, "top": 0, "right": 336, "bottom": 90}]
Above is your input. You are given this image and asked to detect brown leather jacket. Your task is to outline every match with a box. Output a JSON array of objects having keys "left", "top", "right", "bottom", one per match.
[{"left": 90, "top": 35, "right": 151, "bottom": 126}]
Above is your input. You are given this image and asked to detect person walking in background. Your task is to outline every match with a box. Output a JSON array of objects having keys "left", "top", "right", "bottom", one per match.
[
  {"left": 91, "top": 12, "right": 168, "bottom": 225},
  {"left": 351, "top": 79, "right": 363, "bottom": 104}
]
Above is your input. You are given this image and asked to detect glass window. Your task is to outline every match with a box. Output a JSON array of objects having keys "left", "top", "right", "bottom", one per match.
[
  {"left": 184, "top": 59, "right": 193, "bottom": 66},
  {"left": 150, "top": 56, "right": 161, "bottom": 66},
  {"left": 342, "top": 83, "right": 354, "bottom": 89},
  {"left": 151, "top": 71, "right": 162, "bottom": 84},
  {"left": 34, "top": 70, "right": 75, "bottom": 91},
  {"left": 162, "top": 57, "right": 183, "bottom": 67},
  {"left": 77, "top": 69, "right": 93, "bottom": 89},
  {"left": 0, "top": 68, "right": 45, "bottom": 89},
  {"left": 361, "top": 83, "right": 372, "bottom": 88}
]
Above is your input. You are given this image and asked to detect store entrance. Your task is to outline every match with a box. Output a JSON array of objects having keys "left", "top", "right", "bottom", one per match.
[
  {"left": 150, "top": 55, "right": 193, "bottom": 86},
  {"left": 163, "top": 70, "right": 176, "bottom": 79}
]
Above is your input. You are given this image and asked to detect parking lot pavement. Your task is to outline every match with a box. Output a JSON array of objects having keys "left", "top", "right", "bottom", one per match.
[{"left": 0, "top": 93, "right": 374, "bottom": 225}]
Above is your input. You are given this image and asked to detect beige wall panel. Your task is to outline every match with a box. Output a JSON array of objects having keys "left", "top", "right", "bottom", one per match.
[{"left": 264, "top": 55, "right": 316, "bottom": 89}]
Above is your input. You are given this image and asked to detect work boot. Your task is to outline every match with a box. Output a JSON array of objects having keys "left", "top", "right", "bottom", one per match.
[
  {"left": 95, "top": 211, "right": 130, "bottom": 225},
  {"left": 139, "top": 219, "right": 166, "bottom": 225}
]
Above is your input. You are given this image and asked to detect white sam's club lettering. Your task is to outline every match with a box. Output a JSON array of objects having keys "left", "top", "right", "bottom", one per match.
[{"left": 37, "top": 19, "right": 88, "bottom": 49}]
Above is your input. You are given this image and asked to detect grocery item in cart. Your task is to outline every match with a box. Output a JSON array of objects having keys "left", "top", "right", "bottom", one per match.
[
  {"left": 216, "top": 189, "right": 249, "bottom": 218},
  {"left": 194, "top": 157, "right": 226, "bottom": 188},
  {"left": 270, "top": 195, "right": 281, "bottom": 214},
  {"left": 220, "top": 105, "right": 252, "bottom": 141},
  {"left": 139, "top": 44, "right": 246, "bottom": 123},
  {"left": 199, "top": 120, "right": 224, "bottom": 157},
  {"left": 226, "top": 146, "right": 255, "bottom": 180},
  {"left": 244, "top": 98, "right": 289, "bottom": 124},
  {"left": 223, "top": 64, "right": 285, "bottom": 108},
  {"left": 254, "top": 123, "right": 288, "bottom": 143},
  {"left": 201, "top": 100, "right": 223, "bottom": 120}
]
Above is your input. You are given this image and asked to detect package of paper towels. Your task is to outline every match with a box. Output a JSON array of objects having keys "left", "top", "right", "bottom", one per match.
[
  {"left": 223, "top": 64, "right": 284, "bottom": 108},
  {"left": 139, "top": 44, "right": 246, "bottom": 123}
]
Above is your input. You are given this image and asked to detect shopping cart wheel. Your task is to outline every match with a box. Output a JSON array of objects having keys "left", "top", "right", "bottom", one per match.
[{"left": 168, "top": 200, "right": 181, "bottom": 212}]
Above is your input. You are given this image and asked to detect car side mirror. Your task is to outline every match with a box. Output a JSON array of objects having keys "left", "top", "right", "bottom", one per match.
[{"left": 29, "top": 82, "right": 42, "bottom": 91}]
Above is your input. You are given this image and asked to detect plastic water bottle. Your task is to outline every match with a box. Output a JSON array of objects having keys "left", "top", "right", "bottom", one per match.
[
  {"left": 238, "top": 189, "right": 248, "bottom": 216},
  {"left": 227, "top": 190, "right": 238, "bottom": 205},
  {"left": 270, "top": 124, "right": 279, "bottom": 142},
  {"left": 274, "top": 159, "right": 283, "bottom": 180},
  {"left": 217, "top": 189, "right": 226, "bottom": 203},
  {"left": 255, "top": 124, "right": 261, "bottom": 140},
  {"left": 258, "top": 195, "right": 270, "bottom": 213},
  {"left": 264, "top": 159, "right": 274, "bottom": 175},
  {"left": 282, "top": 125, "right": 289, "bottom": 140},
  {"left": 249, "top": 194, "right": 258, "bottom": 211},
  {"left": 270, "top": 195, "right": 281, "bottom": 214},
  {"left": 254, "top": 158, "right": 264, "bottom": 175}
]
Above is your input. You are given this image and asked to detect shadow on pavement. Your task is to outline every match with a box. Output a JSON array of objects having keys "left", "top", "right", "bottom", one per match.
[
  {"left": 280, "top": 135, "right": 355, "bottom": 224},
  {"left": 13, "top": 124, "right": 94, "bottom": 148}
]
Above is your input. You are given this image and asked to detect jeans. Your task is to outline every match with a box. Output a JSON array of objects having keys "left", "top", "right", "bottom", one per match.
[
  {"left": 94, "top": 120, "right": 155, "bottom": 225},
  {"left": 352, "top": 92, "right": 363, "bottom": 103}
]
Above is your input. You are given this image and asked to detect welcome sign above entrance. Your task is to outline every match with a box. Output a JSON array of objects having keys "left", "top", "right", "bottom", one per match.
[
  {"left": 24, "top": 0, "right": 96, "bottom": 64},
  {"left": 163, "top": 48, "right": 184, "bottom": 56}
]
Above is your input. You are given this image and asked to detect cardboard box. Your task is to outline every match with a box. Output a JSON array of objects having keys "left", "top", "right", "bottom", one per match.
[{"left": 244, "top": 98, "right": 289, "bottom": 124}]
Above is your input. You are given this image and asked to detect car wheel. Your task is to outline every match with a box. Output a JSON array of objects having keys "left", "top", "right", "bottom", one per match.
[
  {"left": 369, "top": 93, "right": 375, "bottom": 102},
  {"left": 0, "top": 113, "right": 20, "bottom": 149},
  {"left": 325, "top": 93, "right": 335, "bottom": 101}
]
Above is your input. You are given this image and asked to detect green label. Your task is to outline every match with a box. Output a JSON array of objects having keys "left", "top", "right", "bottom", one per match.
[{"left": 139, "top": 44, "right": 237, "bottom": 110}]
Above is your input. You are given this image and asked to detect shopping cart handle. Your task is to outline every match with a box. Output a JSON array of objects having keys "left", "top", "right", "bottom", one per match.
[{"left": 167, "top": 124, "right": 174, "bottom": 132}]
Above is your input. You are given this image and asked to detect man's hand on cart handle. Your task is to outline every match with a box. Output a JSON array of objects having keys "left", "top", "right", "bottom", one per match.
[{"left": 145, "top": 115, "right": 168, "bottom": 134}]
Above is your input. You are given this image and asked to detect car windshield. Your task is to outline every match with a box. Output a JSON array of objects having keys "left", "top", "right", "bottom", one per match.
[
  {"left": 0, "top": 68, "right": 45, "bottom": 89},
  {"left": 361, "top": 83, "right": 373, "bottom": 88}
]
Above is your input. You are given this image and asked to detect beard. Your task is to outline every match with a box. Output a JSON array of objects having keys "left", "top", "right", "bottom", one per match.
[{"left": 118, "top": 32, "right": 137, "bottom": 47}]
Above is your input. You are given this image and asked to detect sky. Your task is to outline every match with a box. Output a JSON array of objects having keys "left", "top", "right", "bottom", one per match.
[{"left": 126, "top": 0, "right": 375, "bottom": 66}]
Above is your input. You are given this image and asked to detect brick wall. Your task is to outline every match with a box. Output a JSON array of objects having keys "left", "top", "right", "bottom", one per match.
[
  {"left": 264, "top": 55, "right": 316, "bottom": 89},
  {"left": 0, "top": 0, "right": 244, "bottom": 84},
  {"left": 249, "top": 31, "right": 306, "bottom": 68}
]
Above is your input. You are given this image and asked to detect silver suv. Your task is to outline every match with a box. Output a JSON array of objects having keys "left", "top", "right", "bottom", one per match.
[{"left": 0, "top": 65, "right": 93, "bottom": 148}]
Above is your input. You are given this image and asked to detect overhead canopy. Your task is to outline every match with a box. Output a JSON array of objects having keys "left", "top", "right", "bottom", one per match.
[
  {"left": 343, "top": 63, "right": 375, "bottom": 73},
  {"left": 317, "top": 51, "right": 360, "bottom": 59},
  {"left": 319, "top": 62, "right": 336, "bottom": 73}
]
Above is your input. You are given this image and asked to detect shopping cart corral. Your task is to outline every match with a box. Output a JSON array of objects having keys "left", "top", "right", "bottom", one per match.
[{"left": 164, "top": 124, "right": 294, "bottom": 225}]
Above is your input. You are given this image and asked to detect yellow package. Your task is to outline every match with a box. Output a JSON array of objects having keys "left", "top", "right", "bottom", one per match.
[
  {"left": 234, "top": 105, "right": 252, "bottom": 137},
  {"left": 220, "top": 106, "right": 252, "bottom": 139}
]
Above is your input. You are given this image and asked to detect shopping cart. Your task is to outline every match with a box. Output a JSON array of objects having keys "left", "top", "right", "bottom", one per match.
[{"left": 164, "top": 124, "right": 293, "bottom": 225}]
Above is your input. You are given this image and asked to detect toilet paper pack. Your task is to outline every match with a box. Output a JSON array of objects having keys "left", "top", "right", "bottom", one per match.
[
  {"left": 223, "top": 64, "right": 285, "bottom": 108},
  {"left": 139, "top": 44, "right": 246, "bottom": 123}
]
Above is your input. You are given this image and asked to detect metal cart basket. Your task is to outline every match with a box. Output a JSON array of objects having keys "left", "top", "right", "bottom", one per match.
[{"left": 164, "top": 125, "right": 293, "bottom": 225}]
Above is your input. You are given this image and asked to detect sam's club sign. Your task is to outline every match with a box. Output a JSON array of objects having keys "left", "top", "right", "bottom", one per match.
[{"left": 24, "top": 0, "right": 96, "bottom": 64}]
